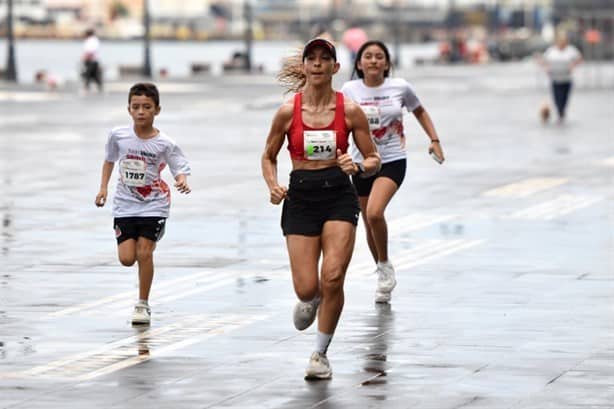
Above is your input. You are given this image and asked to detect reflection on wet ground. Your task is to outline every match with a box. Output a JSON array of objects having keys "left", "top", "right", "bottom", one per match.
[
  {"left": 134, "top": 327, "right": 150, "bottom": 357},
  {"left": 362, "top": 304, "right": 394, "bottom": 383}
]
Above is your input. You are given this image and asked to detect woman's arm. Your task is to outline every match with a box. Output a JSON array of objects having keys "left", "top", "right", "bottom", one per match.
[
  {"left": 571, "top": 53, "right": 583, "bottom": 70},
  {"left": 261, "top": 104, "right": 292, "bottom": 205}
]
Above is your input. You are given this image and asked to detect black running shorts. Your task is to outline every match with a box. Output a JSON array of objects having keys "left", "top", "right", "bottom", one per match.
[
  {"left": 114, "top": 217, "right": 166, "bottom": 244},
  {"left": 351, "top": 158, "right": 406, "bottom": 197},
  {"left": 281, "top": 167, "right": 360, "bottom": 236}
]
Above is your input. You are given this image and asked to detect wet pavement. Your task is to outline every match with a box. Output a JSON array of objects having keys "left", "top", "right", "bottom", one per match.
[{"left": 1, "top": 62, "right": 613, "bottom": 408}]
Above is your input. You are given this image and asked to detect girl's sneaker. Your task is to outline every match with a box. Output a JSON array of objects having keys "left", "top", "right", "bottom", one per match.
[{"left": 375, "top": 262, "right": 397, "bottom": 303}]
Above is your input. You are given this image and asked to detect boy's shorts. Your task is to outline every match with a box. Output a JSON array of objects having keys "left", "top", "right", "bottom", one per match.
[{"left": 113, "top": 217, "right": 166, "bottom": 244}]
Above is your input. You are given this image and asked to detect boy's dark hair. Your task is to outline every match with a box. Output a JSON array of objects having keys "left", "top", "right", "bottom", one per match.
[{"left": 128, "top": 83, "right": 160, "bottom": 106}]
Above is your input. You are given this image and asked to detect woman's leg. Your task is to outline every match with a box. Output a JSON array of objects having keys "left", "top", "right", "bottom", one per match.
[
  {"left": 559, "top": 82, "right": 572, "bottom": 119},
  {"left": 318, "top": 221, "right": 356, "bottom": 334},
  {"left": 304, "top": 220, "right": 355, "bottom": 379},
  {"left": 286, "top": 235, "right": 321, "bottom": 302},
  {"left": 552, "top": 82, "right": 568, "bottom": 119}
]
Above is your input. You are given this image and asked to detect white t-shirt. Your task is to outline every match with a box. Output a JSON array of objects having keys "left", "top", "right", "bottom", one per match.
[
  {"left": 544, "top": 45, "right": 581, "bottom": 83},
  {"left": 83, "top": 36, "right": 100, "bottom": 61},
  {"left": 104, "top": 126, "right": 191, "bottom": 218},
  {"left": 341, "top": 77, "right": 421, "bottom": 163}
]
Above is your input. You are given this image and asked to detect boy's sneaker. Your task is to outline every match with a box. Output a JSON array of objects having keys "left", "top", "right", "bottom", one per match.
[
  {"left": 375, "top": 262, "right": 397, "bottom": 303},
  {"left": 293, "top": 297, "right": 319, "bottom": 331},
  {"left": 304, "top": 351, "right": 332, "bottom": 380},
  {"left": 131, "top": 302, "right": 151, "bottom": 325}
]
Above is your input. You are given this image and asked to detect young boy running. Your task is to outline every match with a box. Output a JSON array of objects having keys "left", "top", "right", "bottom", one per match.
[{"left": 95, "top": 83, "right": 191, "bottom": 325}]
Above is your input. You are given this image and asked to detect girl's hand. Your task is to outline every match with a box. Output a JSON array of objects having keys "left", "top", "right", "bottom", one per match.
[
  {"left": 336, "top": 149, "right": 358, "bottom": 175},
  {"left": 95, "top": 189, "right": 107, "bottom": 207},
  {"left": 429, "top": 141, "right": 445, "bottom": 163},
  {"left": 270, "top": 185, "right": 288, "bottom": 205}
]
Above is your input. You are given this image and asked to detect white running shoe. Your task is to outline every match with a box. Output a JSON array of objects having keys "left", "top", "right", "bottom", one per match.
[
  {"left": 304, "top": 351, "right": 332, "bottom": 380},
  {"left": 375, "top": 262, "right": 397, "bottom": 303},
  {"left": 293, "top": 298, "right": 320, "bottom": 330},
  {"left": 131, "top": 302, "right": 151, "bottom": 325}
]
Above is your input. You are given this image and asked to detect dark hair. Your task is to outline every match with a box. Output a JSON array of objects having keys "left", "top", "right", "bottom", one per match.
[
  {"left": 128, "top": 83, "right": 160, "bottom": 106},
  {"left": 351, "top": 40, "right": 391, "bottom": 80}
]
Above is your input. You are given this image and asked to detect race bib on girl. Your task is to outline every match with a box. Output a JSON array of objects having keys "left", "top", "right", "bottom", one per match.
[
  {"left": 361, "top": 105, "right": 381, "bottom": 130},
  {"left": 304, "top": 130, "right": 336, "bottom": 160},
  {"left": 120, "top": 159, "right": 146, "bottom": 187}
]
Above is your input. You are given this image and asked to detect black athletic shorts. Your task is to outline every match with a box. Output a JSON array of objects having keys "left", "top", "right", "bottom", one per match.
[
  {"left": 114, "top": 217, "right": 166, "bottom": 244},
  {"left": 281, "top": 167, "right": 360, "bottom": 236},
  {"left": 351, "top": 159, "right": 406, "bottom": 197}
]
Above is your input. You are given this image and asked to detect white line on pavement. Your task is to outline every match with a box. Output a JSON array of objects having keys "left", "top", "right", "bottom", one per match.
[
  {"left": 15, "top": 314, "right": 267, "bottom": 380},
  {"left": 509, "top": 195, "right": 603, "bottom": 220},
  {"left": 483, "top": 177, "right": 568, "bottom": 198},
  {"left": 351, "top": 239, "right": 484, "bottom": 276},
  {"left": 47, "top": 270, "right": 216, "bottom": 318}
]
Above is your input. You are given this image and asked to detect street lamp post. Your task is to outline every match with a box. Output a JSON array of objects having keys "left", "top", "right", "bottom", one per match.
[
  {"left": 243, "top": 0, "right": 253, "bottom": 72},
  {"left": 5, "top": 0, "right": 18, "bottom": 82},
  {"left": 393, "top": 0, "right": 401, "bottom": 68},
  {"left": 143, "top": 0, "right": 152, "bottom": 77}
]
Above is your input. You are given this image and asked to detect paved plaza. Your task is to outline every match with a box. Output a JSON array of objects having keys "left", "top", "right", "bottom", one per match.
[{"left": 0, "top": 62, "right": 613, "bottom": 408}]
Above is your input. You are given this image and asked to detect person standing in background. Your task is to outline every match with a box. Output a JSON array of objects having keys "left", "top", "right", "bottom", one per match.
[
  {"left": 82, "top": 29, "right": 103, "bottom": 93},
  {"left": 539, "top": 31, "right": 583, "bottom": 123}
]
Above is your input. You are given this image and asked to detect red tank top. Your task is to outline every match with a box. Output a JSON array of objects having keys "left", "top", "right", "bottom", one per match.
[{"left": 287, "top": 92, "right": 349, "bottom": 161}]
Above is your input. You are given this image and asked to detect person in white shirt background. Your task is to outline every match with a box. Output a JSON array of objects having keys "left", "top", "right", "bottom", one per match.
[
  {"left": 82, "top": 28, "right": 103, "bottom": 93},
  {"left": 539, "top": 31, "right": 583, "bottom": 123},
  {"left": 341, "top": 40, "right": 445, "bottom": 304}
]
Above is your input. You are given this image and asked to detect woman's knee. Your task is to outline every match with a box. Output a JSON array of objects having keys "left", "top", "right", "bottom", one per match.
[
  {"left": 295, "top": 285, "right": 319, "bottom": 302},
  {"left": 292, "top": 271, "right": 319, "bottom": 301},
  {"left": 320, "top": 267, "right": 345, "bottom": 294}
]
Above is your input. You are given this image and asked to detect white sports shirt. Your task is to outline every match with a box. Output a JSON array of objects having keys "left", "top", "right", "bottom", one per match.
[
  {"left": 341, "top": 77, "right": 421, "bottom": 164},
  {"left": 543, "top": 45, "right": 581, "bottom": 83},
  {"left": 104, "top": 126, "right": 191, "bottom": 218}
]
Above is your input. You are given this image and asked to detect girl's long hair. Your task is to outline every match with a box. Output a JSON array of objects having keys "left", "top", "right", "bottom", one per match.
[{"left": 351, "top": 40, "right": 392, "bottom": 80}]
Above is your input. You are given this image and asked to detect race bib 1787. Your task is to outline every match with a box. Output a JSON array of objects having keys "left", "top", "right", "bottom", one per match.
[{"left": 120, "top": 159, "right": 147, "bottom": 187}]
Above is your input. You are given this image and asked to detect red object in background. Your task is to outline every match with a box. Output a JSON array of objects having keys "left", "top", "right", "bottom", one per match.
[
  {"left": 342, "top": 27, "right": 368, "bottom": 53},
  {"left": 585, "top": 29, "right": 602, "bottom": 44}
]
